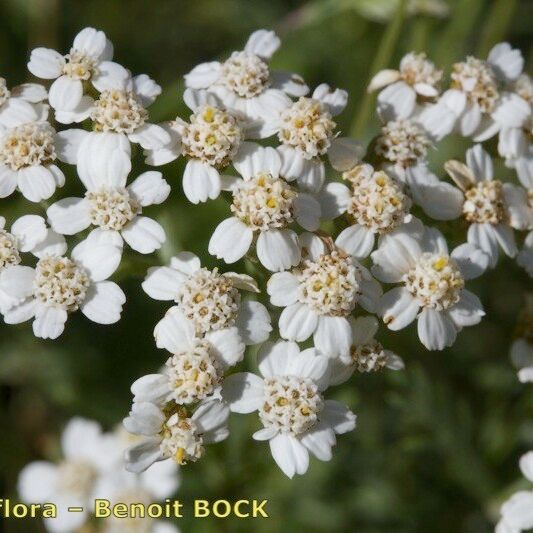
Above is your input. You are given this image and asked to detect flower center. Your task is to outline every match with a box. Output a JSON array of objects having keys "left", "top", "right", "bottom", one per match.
[
  {"left": 56, "top": 459, "right": 97, "bottom": 499},
  {"left": 160, "top": 413, "right": 204, "bottom": 465},
  {"left": 259, "top": 375, "right": 323, "bottom": 436},
  {"left": 62, "top": 49, "right": 97, "bottom": 81},
  {"left": 181, "top": 105, "right": 242, "bottom": 167},
  {"left": 350, "top": 340, "right": 387, "bottom": 373},
  {"left": 86, "top": 187, "right": 139, "bottom": 231},
  {"left": 91, "top": 90, "right": 147, "bottom": 134},
  {"left": 0, "top": 122, "right": 56, "bottom": 171},
  {"left": 221, "top": 51, "right": 270, "bottom": 98},
  {"left": 343, "top": 166, "right": 411, "bottom": 233},
  {"left": 403, "top": 253, "right": 464, "bottom": 310},
  {"left": 33, "top": 256, "right": 90, "bottom": 311},
  {"left": 296, "top": 250, "right": 362, "bottom": 316},
  {"left": 278, "top": 97, "right": 336, "bottom": 159},
  {"left": 462, "top": 180, "right": 506, "bottom": 224},
  {"left": 400, "top": 52, "right": 442, "bottom": 90},
  {"left": 375, "top": 119, "right": 430, "bottom": 167},
  {"left": 451, "top": 57, "right": 499, "bottom": 113},
  {"left": 175, "top": 267, "right": 240, "bottom": 335},
  {"left": 165, "top": 340, "right": 222, "bottom": 404},
  {"left": 0, "top": 230, "right": 20, "bottom": 270},
  {"left": 0, "top": 77, "right": 10, "bottom": 107},
  {"left": 231, "top": 174, "right": 296, "bottom": 231}
]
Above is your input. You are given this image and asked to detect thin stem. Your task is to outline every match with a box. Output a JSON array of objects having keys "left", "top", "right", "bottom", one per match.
[
  {"left": 349, "top": 0, "right": 408, "bottom": 139},
  {"left": 476, "top": 0, "right": 517, "bottom": 58}
]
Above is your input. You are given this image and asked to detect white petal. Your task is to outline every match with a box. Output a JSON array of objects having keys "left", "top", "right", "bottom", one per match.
[
  {"left": 288, "top": 349, "right": 329, "bottom": 385},
  {"left": 500, "top": 491, "right": 533, "bottom": 530},
  {"left": 142, "top": 266, "right": 185, "bottom": 301},
  {"left": 31, "top": 229, "right": 68, "bottom": 258},
  {"left": 222, "top": 372, "right": 264, "bottom": 413},
  {"left": 377, "top": 81, "right": 416, "bottom": 121},
  {"left": 466, "top": 144, "right": 493, "bottom": 181},
  {"left": 269, "top": 433, "right": 309, "bottom": 478},
  {"left": 53, "top": 95, "right": 94, "bottom": 124},
  {"left": 17, "top": 166, "right": 56, "bottom": 202},
  {"left": 129, "top": 123, "right": 171, "bottom": 150},
  {"left": 17, "top": 461, "right": 57, "bottom": 502},
  {"left": 206, "top": 327, "right": 245, "bottom": 368},
  {"left": 312, "top": 83, "right": 348, "bottom": 116},
  {"left": 184, "top": 62, "right": 222, "bottom": 89},
  {"left": 131, "top": 374, "right": 170, "bottom": 404},
  {"left": 335, "top": 225, "right": 375, "bottom": 259},
  {"left": 503, "top": 183, "right": 533, "bottom": 231},
  {"left": 124, "top": 438, "right": 163, "bottom": 474},
  {"left": 233, "top": 142, "right": 281, "bottom": 180},
  {"left": 520, "top": 452, "right": 533, "bottom": 483},
  {"left": 55, "top": 129, "right": 89, "bottom": 164},
  {"left": 300, "top": 423, "right": 336, "bottom": 460},
  {"left": 169, "top": 251, "right": 201, "bottom": 275},
  {"left": 492, "top": 93, "right": 530, "bottom": 128},
  {"left": 235, "top": 300, "right": 272, "bottom": 345},
  {"left": 458, "top": 103, "right": 482, "bottom": 137},
  {"left": 299, "top": 231, "right": 328, "bottom": 261},
  {"left": 258, "top": 340, "right": 299, "bottom": 378},
  {"left": 381, "top": 287, "right": 420, "bottom": 331},
  {"left": 122, "top": 216, "right": 165, "bottom": 254},
  {"left": 0, "top": 98, "right": 38, "bottom": 128},
  {"left": 3, "top": 298, "right": 36, "bottom": 324},
  {"left": 321, "top": 400, "right": 357, "bottom": 434},
  {"left": 267, "top": 271, "right": 299, "bottom": 307},
  {"left": 154, "top": 307, "right": 195, "bottom": 353},
  {"left": 10, "top": 83, "right": 47, "bottom": 103},
  {"left": 81, "top": 281, "right": 125, "bottom": 324},
  {"left": 467, "top": 223, "right": 499, "bottom": 268},
  {"left": 11, "top": 215, "right": 47, "bottom": 252},
  {"left": 314, "top": 316, "right": 352, "bottom": 359},
  {"left": 256, "top": 229, "right": 300, "bottom": 272},
  {"left": 279, "top": 303, "right": 318, "bottom": 342},
  {"left": 367, "top": 69, "right": 401, "bottom": 92},
  {"left": 0, "top": 165, "right": 17, "bottom": 198},
  {"left": 133, "top": 74, "right": 161, "bottom": 107},
  {"left": 328, "top": 137, "right": 364, "bottom": 172},
  {"left": 448, "top": 290, "right": 484, "bottom": 328},
  {"left": 317, "top": 182, "right": 351, "bottom": 219},
  {"left": 33, "top": 305, "right": 68, "bottom": 340},
  {"left": 0, "top": 265, "right": 35, "bottom": 300},
  {"left": 91, "top": 61, "right": 130, "bottom": 92},
  {"left": 270, "top": 71, "right": 309, "bottom": 97},
  {"left": 385, "top": 351, "right": 405, "bottom": 370},
  {"left": 371, "top": 232, "right": 421, "bottom": 282},
  {"left": 493, "top": 223, "right": 517, "bottom": 258},
  {"left": 417, "top": 308, "right": 457, "bottom": 350},
  {"left": 71, "top": 240, "right": 121, "bottom": 282},
  {"left": 47, "top": 197, "right": 91, "bottom": 235},
  {"left": 73, "top": 27, "right": 107, "bottom": 57},
  {"left": 294, "top": 193, "right": 321, "bottom": 231},
  {"left": 192, "top": 400, "right": 230, "bottom": 435},
  {"left": 49, "top": 76, "right": 83, "bottom": 111},
  {"left": 128, "top": 171, "right": 170, "bottom": 206},
  {"left": 487, "top": 42, "right": 524, "bottom": 83},
  {"left": 244, "top": 29, "right": 280, "bottom": 59},
  {"left": 451, "top": 243, "right": 489, "bottom": 279},
  {"left": 27, "top": 48, "right": 64, "bottom": 79},
  {"left": 209, "top": 217, "right": 253, "bottom": 264},
  {"left": 350, "top": 315, "right": 379, "bottom": 345},
  {"left": 182, "top": 160, "right": 221, "bottom": 203}
]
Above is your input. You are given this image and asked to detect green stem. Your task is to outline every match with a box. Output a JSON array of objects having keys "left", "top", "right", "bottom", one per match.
[
  {"left": 349, "top": 0, "right": 408, "bottom": 139},
  {"left": 476, "top": 0, "right": 517, "bottom": 58}
]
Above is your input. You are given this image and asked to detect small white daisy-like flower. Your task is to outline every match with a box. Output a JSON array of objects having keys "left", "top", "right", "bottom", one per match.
[
  {"left": 407, "top": 144, "right": 532, "bottom": 267},
  {"left": 47, "top": 135, "right": 169, "bottom": 255},
  {"left": 319, "top": 164, "right": 412, "bottom": 259},
  {"left": 0, "top": 109, "right": 66, "bottom": 202},
  {"left": 420, "top": 42, "right": 528, "bottom": 139},
  {"left": 222, "top": 340, "right": 356, "bottom": 479},
  {"left": 208, "top": 143, "right": 321, "bottom": 271},
  {"left": 267, "top": 232, "right": 382, "bottom": 359},
  {"left": 371, "top": 221, "right": 487, "bottom": 350},
  {"left": 369, "top": 51, "right": 443, "bottom": 120},
  {"left": 275, "top": 84, "right": 364, "bottom": 192},
  {"left": 329, "top": 316, "right": 404, "bottom": 385},
  {"left": 132, "top": 307, "right": 246, "bottom": 405},
  {"left": 17, "top": 418, "right": 120, "bottom": 533},
  {"left": 0, "top": 77, "right": 48, "bottom": 127},
  {"left": 0, "top": 230, "right": 125, "bottom": 339},
  {"left": 27, "top": 27, "right": 126, "bottom": 121},
  {"left": 123, "top": 399, "right": 230, "bottom": 473},
  {"left": 184, "top": 29, "right": 308, "bottom": 137},
  {"left": 496, "top": 452, "right": 533, "bottom": 532},
  {"left": 142, "top": 251, "right": 271, "bottom": 344}
]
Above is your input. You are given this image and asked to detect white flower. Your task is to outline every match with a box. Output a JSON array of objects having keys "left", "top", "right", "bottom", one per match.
[
  {"left": 27, "top": 27, "right": 124, "bottom": 121},
  {"left": 0, "top": 230, "right": 125, "bottom": 339},
  {"left": 124, "top": 399, "right": 230, "bottom": 473},
  {"left": 0, "top": 109, "right": 65, "bottom": 202},
  {"left": 208, "top": 143, "right": 321, "bottom": 271},
  {"left": 318, "top": 163, "right": 412, "bottom": 259},
  {"left": 222, "top": 340, "right": 356, "bottom": 478},
  {"left": 184, "top": 29, "right": 308, "bottom": 137},
  {"left": 47, "top": 135, "right": 169, "bottom": 255},
  {"left": 420, "top": 42, "right": 526, "bottom": 139},
  {"left": 496, "top": 452, "right": 533, "bottom": 532},
  {"left": 17, "top": 418, "right": 120, "bottom": 533},
  {"left": 274, "top": 84, "right": 364, "bottom": 192},
  {"left": 407, "top": 144, "right": 532, "bottom": 267},
  {"left": 0, "top": 77, "right": 48, "bottom": 127},
  {"left": 267, "top": 232, "right": 382, "bottom": 359},
  {"left": 369, "top": 51, "right": 443, "bottom": 119},
  {"left": 329, "top": 316, "right": 404, "bottom": 385},
  {"left": 142, "top": 251, "right": 271, "bottom": 343},
  {"left": 371, "top": 221, "right": 487, "bottom": 350}
]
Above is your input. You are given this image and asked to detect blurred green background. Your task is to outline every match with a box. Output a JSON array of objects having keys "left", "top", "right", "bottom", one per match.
[{"left": 1, "top": 0, "right": 532, "bottom": 531}]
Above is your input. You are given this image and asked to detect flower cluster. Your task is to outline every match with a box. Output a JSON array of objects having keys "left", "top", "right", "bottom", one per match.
[{"left": 6, "top": 27, "right": 532, "bottom": 496}]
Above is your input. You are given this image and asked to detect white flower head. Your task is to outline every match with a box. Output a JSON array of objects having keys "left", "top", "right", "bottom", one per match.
[
  {"left": 18, "top": 418, "right": 121, "bottom": 533},
  {"left": 222, "top": 340, "right": 356, "bottom": 478},
  {"left": 329, "top": 316, "right": 404, "bottom": 385},
  {"left": 369, "top": 51, "right": 443, "bottom": 121},
  {"left": 0, "top": 230, "right": 125, "bottom": 339},
  {"left": 124, "top": 399, "right": 230, "bottom": 473},
  {"left": 267, "top": 232, "right": 382, "bottom": 360},
  {"left": 319, "top": 163, "right": 413, "bottom": 259},
  {"left": 275, "top": 84, "right": 364, "bottom": 192},
  {"left": 208, "top": 143, "right": 322, "bottom": 271},
  {"left": 184, "top": 29, "right": 309, "bottom": 138},
  {"left": 371, "top": 220, "right": 487, "bottom": 350},
  {"left": 27, "top": 27, "right": 123, "bottom": 120},
  {"left": 143, "top": 251, "right": 271, "bottom": 344},
  {"left": 408, "top": 144, "right": 531, "bottom": 267},
  {"left": 47, "top": 136, "right": 169, "bottom": 255}
]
